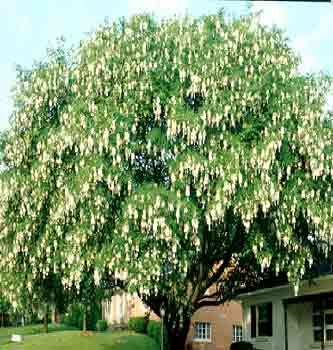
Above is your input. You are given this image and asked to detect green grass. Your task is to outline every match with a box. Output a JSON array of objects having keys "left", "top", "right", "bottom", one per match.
[
  {"left": 0, "top": 324, "right": 76, "bottom": 345},
  {"left": 1, "top": 330, "right": 159, "bottom": 350},
  {"left": 0, "top": 323, "right": 76, "bottom": 337}
]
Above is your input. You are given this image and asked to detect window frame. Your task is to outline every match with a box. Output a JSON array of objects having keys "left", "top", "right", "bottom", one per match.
[
  {"left": 233, "top": 324, "right": 243, "bottom": 343},
  {"left": 250, "top": 302, "right": 273, "bottom": 338},
  {"left": 193, "top": 321, "right": 212, "bottom": 342},
  {"left": 313, "top": 307, "right": 333, "bottom": 343}
]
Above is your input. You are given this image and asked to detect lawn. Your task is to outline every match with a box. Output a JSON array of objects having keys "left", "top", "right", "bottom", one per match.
[
  {"left": 0, "top": 324, "right": 76, "bottom": 345},
  {"left": 1, "top": 330, "right": 159, "bottom": 350},
  {"left": 0, "top": 323, "right": 75, "bottom": 337}
]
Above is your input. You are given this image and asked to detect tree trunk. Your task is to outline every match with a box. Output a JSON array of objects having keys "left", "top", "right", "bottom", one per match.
[
  {"left": 165, "top": 318, "right": 191, "bottom": 350},
  {"left": 52, "top": 305, "right": 56, "bottom": 324},
  {"left": 82, "top": 306, "right": 87, "bottom": 332},
  {"left": 44, "top": 303, "right": 49, "bottom": 333}
]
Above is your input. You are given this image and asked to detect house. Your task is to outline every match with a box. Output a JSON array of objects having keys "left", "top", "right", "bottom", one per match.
[
  {"left": 187, "top": 300, "right": 243, "bottom": 350},
  {"left": 102, "top": 292, "right": 155, "bottom": 325},
  {"left": 238, "top": 274, "right": 333, "bottom": 350},
  {"left": 102, "top": 292, "right": 243, "bottom": 350}
]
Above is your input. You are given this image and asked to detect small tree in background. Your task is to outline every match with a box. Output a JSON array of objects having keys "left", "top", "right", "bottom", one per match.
[
  {"left": 0, "top": 295, "right": 11, "bottom": 327},
  {"left": 0, "top": 11, "right": 332, "bottom": 349},
  {"left": 66, "top": 270, "right": 113, "bottom": 331}
]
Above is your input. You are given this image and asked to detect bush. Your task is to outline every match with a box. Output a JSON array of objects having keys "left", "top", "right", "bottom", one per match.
[
  {"left": 96, "top": 319, "right": 108, "bottom": 332},
  {"left": 128, "top": 317, "right": 147, "bottom": 333},
  {"left": 63, "top": 302, "right": 101, "bottom": 331},
  {"left": 230, "top": 341, "right": 254, "bottom": 350},
  {"left": 147, "top": 320, "right": 168, "bottom": 349},
  {"left": 88, "top": 302, "right": 102, "bottom": 331},
  {"left": 63, "top": 304, "right": 83, "bottom": 329}
]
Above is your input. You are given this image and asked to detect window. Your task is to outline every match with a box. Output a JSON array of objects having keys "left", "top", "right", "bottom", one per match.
[
  {"left": 193, "top": 322, "right": 211, "bottom": 341},
  {"left": 313, "top": 298, "right": 333, "bottom": 343},
  {"left": 258, "top": 303, "right": 273, "bottom": 336},
  {"left": 233, "top": 325, "right": 243, "bottom": 342},
  {"left": 250, "top": 303, "right": 273, "bottom": 338}
]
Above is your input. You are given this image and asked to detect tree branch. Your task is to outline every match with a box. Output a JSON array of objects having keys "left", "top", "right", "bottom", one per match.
[
  {"left": 205, "top": 253, "right": 233, "bottom": 290},
  {"left": 195, "top": 298, "right": 225, "bottom": 309}
]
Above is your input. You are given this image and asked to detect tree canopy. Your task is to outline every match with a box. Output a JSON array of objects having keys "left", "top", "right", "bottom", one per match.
[{"left": 0, "top": 12, "right": 332, "bottom": 348}]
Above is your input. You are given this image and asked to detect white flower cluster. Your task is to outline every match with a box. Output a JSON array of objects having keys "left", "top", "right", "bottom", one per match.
[{"left": 0, "top": 14, "right": 331, "bottom": 303}]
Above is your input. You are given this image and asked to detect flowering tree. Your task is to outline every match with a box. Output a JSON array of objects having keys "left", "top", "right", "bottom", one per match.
[{"left": 0, "top": 12, "right": 332, "bottom": 348}]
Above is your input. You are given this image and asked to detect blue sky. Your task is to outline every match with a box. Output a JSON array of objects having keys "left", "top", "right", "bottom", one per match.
[{"left": 0, "top": 0, "right": 332, "bottom": 131}]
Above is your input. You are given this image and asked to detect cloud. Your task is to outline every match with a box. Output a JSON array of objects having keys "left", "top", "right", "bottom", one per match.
[
  {"left": 292, "top": 11, "right": 332, "bottom": 74},
  {"left": 0, "top": 0, "right": 31, "bottom": 34},
  {"left": 298, "top": 52, "right": 322, "bottom": 74},
  {"left": 128, "top": 0, "right": 188, "bottom": 17},
  {"left": 292, "top": 13, "right": 331, "bottom": 52},
  {"left": 0, "top": 0, "right": 17, "bottom": 16},
  {"left": 17, "top": 15, "right": 32, "bottom": 35},
  {"left": 251, "top": 1, "right": 288, "bottom": 29}
]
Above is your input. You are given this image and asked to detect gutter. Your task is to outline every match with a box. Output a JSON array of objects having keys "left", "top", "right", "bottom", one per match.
[{"left": 237, "top": 274, "right": 333, "bottom": 300}]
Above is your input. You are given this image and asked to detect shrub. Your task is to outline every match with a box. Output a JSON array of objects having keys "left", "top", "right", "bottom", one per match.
[
  {"left": 63, "top": 302, "right": 101, "bottom": 331},
  {"left": 63, "top": 304, "right": 83, "bottom": 329},
  {"left": 88, "top": 302, "right": 102, "bottom": 331},
  {"left": 96, "top": 319, "right": 108, "bottom": 332},
  {"left": 230, "top": 341, "right": 254, "bottom": 350},
  {"left": 128, "top": 317, "right": 147, "bottom": 333},
  {"left": 147, "top": 320, "right": 168, "bottom": 349}
]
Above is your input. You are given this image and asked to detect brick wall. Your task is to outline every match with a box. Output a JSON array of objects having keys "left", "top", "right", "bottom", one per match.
[
  {"left": 103, "top": 294, "right": 242, "bottom": 350},
  {"left": 186, "top": 301, "right": 243, "bottom": 350}
]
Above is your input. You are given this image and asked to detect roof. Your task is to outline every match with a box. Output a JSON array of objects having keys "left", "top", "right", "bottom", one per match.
[{"left": 237, "top": 274, "right": 333, "bottom": 302}]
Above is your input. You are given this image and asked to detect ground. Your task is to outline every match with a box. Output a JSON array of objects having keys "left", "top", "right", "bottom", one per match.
[
  {"left": 0, "top": 330, "right": 159, "bottom": 350},
  {"left": 0, "top": 323, "right": 76, "bottom": 335},
  {"left": 0, "top": 324, "right": 75, "bottom": 345}
]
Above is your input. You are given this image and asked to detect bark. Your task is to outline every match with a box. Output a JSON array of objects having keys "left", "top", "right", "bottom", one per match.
[
  {"left": 82, "top": 305, "right": 87, "bottom": 332},
  {"left": 44, "top": 303, "right": 49, "bottom": 333},
  {"left": 165, "top": 317, "right": 191, "bottom": 350},
  {"left": 55, "top": 308, "right": 61, "bottom": 323},
  {"left": 140, "top": 293, "right": 194, "bottom": 350},
  {"left": 52, "top": 305, "right": 56, "bottom": 324}
]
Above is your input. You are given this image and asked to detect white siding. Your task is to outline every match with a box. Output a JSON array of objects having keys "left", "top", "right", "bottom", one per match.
[
  {"left": 239, "top": 275, "right": 333, "bottom": 350},
  {"left": 272, "top": 300, "right": 285, "bottom": 350},
  {"left": 242, "top": 300, "right": 284, "bottom": 350},
  {"left": 243, "top": 304, "right": 251, "bottom": 341},
  {"left": 287, "top": 302, "right": 312, "bottom": 350}
]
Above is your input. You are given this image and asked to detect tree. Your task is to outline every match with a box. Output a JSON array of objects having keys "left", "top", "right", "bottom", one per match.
[
  {"left": 66, "top": 269, "right": 113, "bottom": 331},
  {"left": 0, "top": 131, "right": 8, "bottom": 170},
  {"left": 0, "top": 12, "right": 332, "bottom": 349},
  {"left": 0, "top": 295, "right": 11, "bottom": 327}
]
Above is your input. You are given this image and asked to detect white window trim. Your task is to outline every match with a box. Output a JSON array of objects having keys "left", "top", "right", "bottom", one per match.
[
  {"left": 251, "top": 303, "right": 272, "bottom": 339},
  {"left": 313, "top": 308, "right": 333, "bottom": 343},
  {"left": 193, "top": 322, "right": 212, "bottom": 343},
  {"left": 233, "top": 325, "right": 243, "bottom": 343}
]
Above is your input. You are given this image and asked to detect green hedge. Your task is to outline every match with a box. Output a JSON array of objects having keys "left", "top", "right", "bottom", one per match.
[
  {"left": 128, "top": 317, "right": 147, "bottom": 333},
  {"left": 230, "top": 341, "right": 253, "bottom": 350},
  {"left": 147, "top": 320, "right": 168, "bottom": 349},
  {"left": 96, "top": 320, "right": 108, "bottom": 332}
]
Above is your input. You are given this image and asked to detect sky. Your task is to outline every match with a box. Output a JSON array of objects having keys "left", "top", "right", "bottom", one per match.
[{"left": 0, "top": 0, "right": 332, "bottom": 131}]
